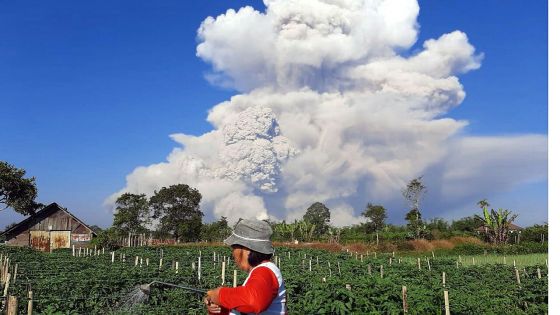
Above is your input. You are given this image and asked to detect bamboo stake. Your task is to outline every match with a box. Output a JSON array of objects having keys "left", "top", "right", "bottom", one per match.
[
  {"left": 221, "top": 261, "right": 226, "bottom": 285},
  {"left": 417, "top": 258, "right": 421, "bottom": 270},
  {"left": 27, "top": 290, "right": 33, "bottom": 315},
  {"left": 7, "top": 295, "right": 17, "bottom": 315},
  {"left": 198, "top": 256, "right": 201, "bottom": 283},
  {"left": 402, "top": 286, "right": 408, "bottom": 314},
  {"left": 444, "top": 290, "right": 450, "bottom": 315},
  {"left": 13, "top": 264, "right": 17, "bottom": 283},
  {"left": 3, "top": 273, "right": 11, "bottom": 299}
]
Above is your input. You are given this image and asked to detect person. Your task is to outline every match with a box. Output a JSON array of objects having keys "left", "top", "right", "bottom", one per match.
[{"left": 205, "top": 219, "right": 286, "bottom": 314}]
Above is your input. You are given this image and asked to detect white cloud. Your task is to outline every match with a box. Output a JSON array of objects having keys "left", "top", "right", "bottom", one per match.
[{"left": 108, "top": 0, "right": 546, "bottom": 226}]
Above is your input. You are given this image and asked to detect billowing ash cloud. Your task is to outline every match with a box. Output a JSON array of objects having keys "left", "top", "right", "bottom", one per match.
[{"left": 107, "top": 0, "right": 547, "bottom": 226}]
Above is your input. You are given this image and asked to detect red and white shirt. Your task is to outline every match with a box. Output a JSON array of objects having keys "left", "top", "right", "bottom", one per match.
[{"left": 216, "top": 261, "right": 286, "bottom": 315}]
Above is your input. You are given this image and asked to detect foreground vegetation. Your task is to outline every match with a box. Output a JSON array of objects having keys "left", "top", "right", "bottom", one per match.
[{"left": 0, "top": 245, "right": 547, "bottom": 314}]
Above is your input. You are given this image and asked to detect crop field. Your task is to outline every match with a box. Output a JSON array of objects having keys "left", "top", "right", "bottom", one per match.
[{"left": 0, "top": 245, "right": 548, "bottom": 314}]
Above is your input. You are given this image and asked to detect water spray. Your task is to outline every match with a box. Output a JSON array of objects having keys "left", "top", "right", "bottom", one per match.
[{"left": 118, "top": 281, "right": 207, "bottom": 311}]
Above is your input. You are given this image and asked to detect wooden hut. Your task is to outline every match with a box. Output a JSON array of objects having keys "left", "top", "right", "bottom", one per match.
[{"left": 0, "top": 202, "right": 97, "bottom": 251}]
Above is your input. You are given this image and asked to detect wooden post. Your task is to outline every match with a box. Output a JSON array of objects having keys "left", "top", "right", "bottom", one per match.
[
  {"left": 288, "top": 252, "right": 291, "bottom": 259},
  {"left": 503, "top": 256, "right": 506, "bottom": 264},
  {"left": 159, "top": 258, "right": 163, "bottom": 269},
  {"left": 111, "top": 252, "right": 115, "bottom": 263},
  {"left": 376, "top": 232, "right": 379, "bottom": 246},
  {"left": 456, "top": 261, "right": 459, "bottom": 269},
  {"left": 515, "top": 268, "right": 521, "bottom": 285},
  {"left": 221, "top": 261, "right": 226, "bottom": 285},
  {"left": 175, "top": 261, "right": 179, "bottom": 274},
  {"left": 7, "top": 295, "right": 17, "bottom": 315},
  {"left": 233, "top": 270, "right": 238, "bottom": 287},
  {"left": 513, "top": 259, "right": 516, "bottom": 268},
  {"left": 427, "top": 259, "right": 431, "bottom": 271},
  {"left": 309, "top": 259, "right": 312, "bottom": 272},
  {"left": 27, "top": 290, "right": 33, "bottom": 315},
  {"left": 328, "top": 261, "right": 332, "bottom": 277},
  {"left": 389, "top": 257, "right": 392, "bottom": 265},
  {"left": 72, "top": 245, "right": 75, "bottom": 256},
  {"left": 135, "top": 256, "right": 139, "bottom": 266},
  {"left": 368, "top": 264, "right": 371, "bottom": 275},
  {"left": 338, "top": 262, "right": 341, "bottom": 275},
  {"left": 537, "top": 268, "right": 541, "bottom": 279},
  {"left": 431, "top": 251, "right": 435, "bottom": 258},
  {"left": 444, "top": 290, "right": 450, "bottom": 315},
  {"left": 392, "top": 251, "right": 395, "bottom": 258},
  {"left": 472, "top": 257, "right": 475, "bottom": 265},
  {"left": 442, "top": 272, "right": 446, "bottom": 287},
  {"left": 402, "top": 286, "right": 408, "bottom": 314},
  {"left": 374, "top": 252, "right": 377, "bottom": 258},
  {"left": 146, "top": 258, "right": 149, "bottom": 266},
  {"left": 380, "top": 265, "right": 384, "bottom": 278}
]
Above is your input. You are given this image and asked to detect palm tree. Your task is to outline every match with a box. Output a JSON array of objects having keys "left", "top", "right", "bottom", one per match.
[{"left": 475, "top": 205, "right": 518, "bottom": 245}]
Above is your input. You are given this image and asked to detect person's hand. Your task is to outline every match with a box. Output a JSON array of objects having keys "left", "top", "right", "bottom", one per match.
[
  {"left": 204, "top": 296, "right": 222, "bottom": 314},
  {"left": 206, "top": 287, "right": 222, "bottom": 305}
]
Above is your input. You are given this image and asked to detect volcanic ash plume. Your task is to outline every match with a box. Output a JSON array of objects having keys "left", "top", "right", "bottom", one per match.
[{"left": 108, "top": 0, "right": 547, "bottom": 225}]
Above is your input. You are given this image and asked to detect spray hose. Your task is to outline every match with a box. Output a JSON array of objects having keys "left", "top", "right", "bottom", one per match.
[{"left": 141, "top": 281, "right": 207, "bottom": 295}]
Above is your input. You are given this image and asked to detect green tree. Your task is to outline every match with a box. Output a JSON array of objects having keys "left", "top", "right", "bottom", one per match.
[
  {"left": 405, "top": 208, "right": 425, "bottom": 239},
  {"left": 450, "top": 216, "right": 479, "bottom": 233},
  {"left": 150, "top": 184, "right": 203, "bottom": 242},
  {"left": 361, "top": 203, "right": 387, "bottom": 245},
  {"left": 0, "top": 161, "right": 43, "bottom": 215},
  {"left": 303, "top": 202, "right": 330, "bottom": 236},
  {"left": 201, "top": 216, "right": 232, "bottom": 242},
  {"left": 362, "top": 203, "right": 387, "bottom": 233},
  {"left": 112, "top": 193, "right": 150, "bottom": 235},
  {"left": 402, "top": 176, "right": 427, "bottom": 239}
]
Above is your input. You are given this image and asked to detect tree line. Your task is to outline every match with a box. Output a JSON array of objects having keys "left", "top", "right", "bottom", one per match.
[{"left": 1, "top": 161, "right": 547, "bottom": 247}]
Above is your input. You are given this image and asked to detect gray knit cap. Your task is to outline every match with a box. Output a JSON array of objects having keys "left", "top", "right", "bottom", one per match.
[{"left": 224, "top": 219, "right": 274, "bottom": 254}]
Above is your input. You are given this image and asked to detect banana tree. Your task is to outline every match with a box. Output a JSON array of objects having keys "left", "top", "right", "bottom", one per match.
[
  {"left": 475, "top": 206, "right": 518, "bottom": 244},
  {"left": 296, "top": 220, "right": 315, "bottom": 242}
]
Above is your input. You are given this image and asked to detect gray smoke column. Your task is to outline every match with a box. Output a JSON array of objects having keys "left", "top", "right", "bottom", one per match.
[{"left": 107, "top": 0, "right": 546, "bottom": 225}]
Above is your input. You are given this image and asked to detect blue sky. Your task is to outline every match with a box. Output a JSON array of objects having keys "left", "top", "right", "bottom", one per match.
[{"left": 0, "top": 1, "right": 547, "bottom": 229}]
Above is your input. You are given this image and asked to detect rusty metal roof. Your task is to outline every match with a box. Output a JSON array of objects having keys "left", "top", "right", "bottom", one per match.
[{"left": 0, "top": 202, "right": 98, "bottom": 237}]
